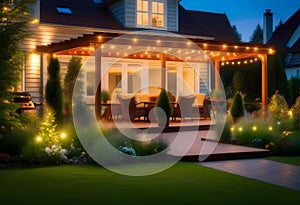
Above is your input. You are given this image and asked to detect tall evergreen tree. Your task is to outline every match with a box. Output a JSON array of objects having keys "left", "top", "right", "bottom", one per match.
[
  {"left": 231, "top": 25, "right": 242, "bottom": 42},
  {"left": 63, "top": 56, "right": 82, "bottom": 118},
  {"left": 46, "top": 57, "right": 63, "bottom": 124},
  {"left": 249, "top": 24, "right": 263, "bottom": 44},
  {"left": 268, "top": 54, "right": 290, "bottom": 104},
  {"left": 0, "top": 0, "right": 36, "bottom": 137}
]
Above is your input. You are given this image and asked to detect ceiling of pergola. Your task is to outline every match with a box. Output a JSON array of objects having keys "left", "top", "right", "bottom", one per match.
[{"left": 37, "top": 31, "right": 275, "bottom": 63}]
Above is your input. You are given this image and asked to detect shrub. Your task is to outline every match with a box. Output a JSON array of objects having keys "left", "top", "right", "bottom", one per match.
[
  {"left": 231, "top": 117, "right": 280, "bottom": 149},
  {"left": 233, "top": 72, "right": 244, "bottom": 93},
  {"left": 104, "top": 129, "right": 169, "bottom": 156},
  {"left": 220, "top": 114, "right": 233, "bottom": 142},
  {"left": 277, "top": 131, "right": 300, "bottom": 155},
  {"left": 155, "top": 89, "right": 173, "bottom": 127},
  {"left": 46, "top": 57, "right": 63, "bottom": 124},
  {"left": 101, "top": 90, "right": 110, "bottom": 103},
  {"left": 0, "top": 115, "right": 39, "bottom": 156},
  {"left": 268, "top": 92, "right": 289, "bottom": 123},
  {"left": 0, "top": 128, "right": 29, "bottom": 156},
  {"left": 230, "top": 92, "right": 245, "bottom": 118},
  {"left": 292, "top": 97, "right": 300, "bottom": 130},
  {"left": 21, "top": 111, "right": 69, "bottom": 165}
]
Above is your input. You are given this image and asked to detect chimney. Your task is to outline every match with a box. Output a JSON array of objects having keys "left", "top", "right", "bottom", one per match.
[{"left": 263, "top": 9, "right": 273, "bottom": 44}]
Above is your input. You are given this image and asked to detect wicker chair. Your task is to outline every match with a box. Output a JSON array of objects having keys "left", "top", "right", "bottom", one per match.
[
  {"left": 117, "top": 94, "right": 148, "bottom": 122},
  {"left": 172, "top": 95, "right": 196, "bottom": 121}
]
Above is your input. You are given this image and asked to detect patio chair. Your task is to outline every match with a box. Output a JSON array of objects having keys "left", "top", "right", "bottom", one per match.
[
  {"left": 117, "top": 94, "right": 148, "bottom": 122},
  {"left": 172, "top": 95, "right": 196, "bottom": 121}
]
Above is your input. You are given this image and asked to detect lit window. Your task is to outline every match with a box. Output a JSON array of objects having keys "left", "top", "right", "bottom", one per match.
[
  {"left": 56, "top": 7, "right": 72, "bottom": 14},
  {"left": 136, "top": 0, "right": 165, "bottom": 28}
]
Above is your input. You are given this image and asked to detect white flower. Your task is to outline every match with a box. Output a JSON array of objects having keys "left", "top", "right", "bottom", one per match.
[
  {"left": 51, "top": 144, "right": 57, "bottom": 150},
  {"left": 60, "top": 149, "right": 67, "bottom": 155},
  {"left": 45, "top": 147, "right": 51, "bottom": 155}
]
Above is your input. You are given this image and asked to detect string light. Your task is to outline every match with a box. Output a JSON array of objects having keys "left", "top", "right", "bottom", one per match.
[{"left": 221, "top": 57, "right": 261, "bottom": 66}]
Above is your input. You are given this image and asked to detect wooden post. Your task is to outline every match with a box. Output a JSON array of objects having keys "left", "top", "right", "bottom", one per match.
[
  {"left": 94, "top": 43, "right": 102, "bottom": 120},
  {"left": 214, "top": 60, "right": 220, "bottom": 90},
  {"left": 261, "top": 54, "right": 268, "bottom": 112},
  {"left": 161, "top": 53, "right": 166, "bottom": 90}
]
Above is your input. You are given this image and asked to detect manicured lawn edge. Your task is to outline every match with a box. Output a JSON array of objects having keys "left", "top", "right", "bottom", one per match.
[
  {"left": 0, "top": 162, "right": 298, "bottom": 205},
  {"left": 267, "top": 156, "right": 300, "bottom": 166}
]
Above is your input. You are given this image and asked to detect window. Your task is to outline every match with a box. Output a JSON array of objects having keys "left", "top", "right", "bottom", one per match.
[
  {"left": 56, "top": 7, "right": 72, "bottom": 14},
  {"left": 137, "top": 0, "right": 165, "bottom": 28}
]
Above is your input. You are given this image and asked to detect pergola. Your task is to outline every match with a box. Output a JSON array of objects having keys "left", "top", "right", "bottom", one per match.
[{"left": 36, "top": 31, "right": 275, "bottom": 116}]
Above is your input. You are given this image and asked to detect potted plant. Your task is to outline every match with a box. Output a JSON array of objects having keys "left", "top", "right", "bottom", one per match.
[
  {"left": 155, "top": 89, "right": 173, "bottom": 127},
  {"left": 101, "top": 90, "right": 110, "bottom": 104},
  {"left": 230, "top": 91, "right": 245, "bottom": 123}
]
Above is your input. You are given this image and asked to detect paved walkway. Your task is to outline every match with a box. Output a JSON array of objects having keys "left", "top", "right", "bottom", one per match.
[{"left": 200, "top": 159, "right": 300, "bottom": 191}]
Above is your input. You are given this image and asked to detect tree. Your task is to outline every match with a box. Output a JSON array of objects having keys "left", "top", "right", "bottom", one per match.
[
  {"left": 268, "top": 54, "right": 290, "bottom": 104},
  {"left": 230, "top": 92, "right": 245, "bottom": 123},
  {"left": 231, "top": 25, "right": 242, "bottom": 42},
  {"left": 63, "top": 56, "right": 82, "bottom": 118},
  {"left": 0, "top": 0, "right": 36, "bottom": 137},
  {"left": 46, "top": 57, "right": 63, "bottom": 124},
  {"left": 155, "top": 89, "right": 173, "bottom": 127},
  {"left": 233, "top": 71, "right": 244, "bottom": 92},
  {"left": 275, "top": 19, "right": 283, "bottom": 31},
  {"left": 249, "top": 24, "right": 263, "bottom": 44}
]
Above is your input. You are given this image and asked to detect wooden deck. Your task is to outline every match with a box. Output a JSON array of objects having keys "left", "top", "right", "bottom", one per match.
[{"left": 99, "top": 119, "right": 270, "bottom": 162}]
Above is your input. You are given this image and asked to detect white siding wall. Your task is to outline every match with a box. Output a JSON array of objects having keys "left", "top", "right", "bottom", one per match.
[
  {"left": 25, "top": 53, "right": 42, "bottom": 102},
  {"left": 167, "top": 0, "right": 178, "bottom": 32},
  {"left": 125, "top": 0, "right": 136, "bottom": 27}
]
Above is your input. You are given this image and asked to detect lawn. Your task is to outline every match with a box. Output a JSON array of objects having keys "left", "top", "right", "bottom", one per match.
[
  {"left": 0, "top": 163, "right": 298, "bottom": 205},
  {"left": 267, "top": 156, "right": 300, "bottom": 166}
]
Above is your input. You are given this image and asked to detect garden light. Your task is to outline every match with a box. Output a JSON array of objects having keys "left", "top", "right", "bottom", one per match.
[
  {"left": 61, "top": 132, "right": 67, "bottom": 139},
  {"left": 268, "top": 126, "right": 273, "bottom": 131},
  {"left": 230, "top": 127, "right": 234, "bottom": 132},
  {"left": 252, "top": 126, "right": 257, "bottom": 131},
  {"left": 238, "top": 127, "right": 243, "bottom": 132},
  {"left": 36, "top": 136, "right": 42, "bottom": 143},
  {"left": 288, "top": 110, "right": 293, "bottom": 118}
]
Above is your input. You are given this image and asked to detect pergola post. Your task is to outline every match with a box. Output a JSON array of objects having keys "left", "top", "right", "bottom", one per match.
[
  {"left": 161, "top": 53, "right": 166, "bottom": 90},
  {"left": 94, "top": 43, "right": 102, "bottom": 120},
  {"left": 261, "top": 54, "right": 268, "bottom": 112},
  {"left": 214, "top": 60, "right": 220, "bottom": 90}
]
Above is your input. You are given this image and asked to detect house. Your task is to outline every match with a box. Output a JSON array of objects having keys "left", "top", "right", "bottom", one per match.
[
  {"left": 20, "top": 0, "right": 273, "bottom": 109},
  {"left": 267, "top": 8, "right": 300, "bottom": 80}
]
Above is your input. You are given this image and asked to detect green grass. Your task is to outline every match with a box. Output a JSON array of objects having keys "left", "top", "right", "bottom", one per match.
[
  {"left": 267, "top": 156, "right": 300, "bottom": 166},
  {"left": 0, "top": 163, "right": 298, "bottom": 205}
]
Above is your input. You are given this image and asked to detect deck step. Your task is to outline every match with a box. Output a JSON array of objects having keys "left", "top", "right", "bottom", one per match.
[{"left": 180, "top": 149, "right": 270, "bottom": 162}]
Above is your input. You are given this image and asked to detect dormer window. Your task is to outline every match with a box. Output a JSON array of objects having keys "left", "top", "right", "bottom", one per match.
[{"left": 136, "top": 0, "right": 165, "bottom": 29}]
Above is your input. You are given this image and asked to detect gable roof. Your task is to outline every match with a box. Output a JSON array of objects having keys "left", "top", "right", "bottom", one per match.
[
  {"left": 177, "top": 5, "right": 211, "bottom": 38},
  {"left": 39, "top": 0, "right": 235, "bottom": 42},
  {"left": 267, "top": 8, "right": 300, "bottom": 54},
  {"left": 40, "top": 0, "right": 125, "bottom": 31},
  {"left": 184, "top": 9, "right": 236, "bottom": 42}
]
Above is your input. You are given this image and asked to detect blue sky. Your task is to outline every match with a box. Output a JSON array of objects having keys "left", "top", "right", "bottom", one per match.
[{"left": 180, "top": 0, "right": 300, "bottom": 42}]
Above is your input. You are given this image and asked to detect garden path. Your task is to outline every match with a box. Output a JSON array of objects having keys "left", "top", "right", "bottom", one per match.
[{"left": 200, "top": 159, "right": 300, "bottom": 191}]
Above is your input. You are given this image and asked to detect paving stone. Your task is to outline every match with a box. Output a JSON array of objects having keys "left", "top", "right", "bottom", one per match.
[{"left": 200, "top": 159, "right": 300, "bottom": 191}]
